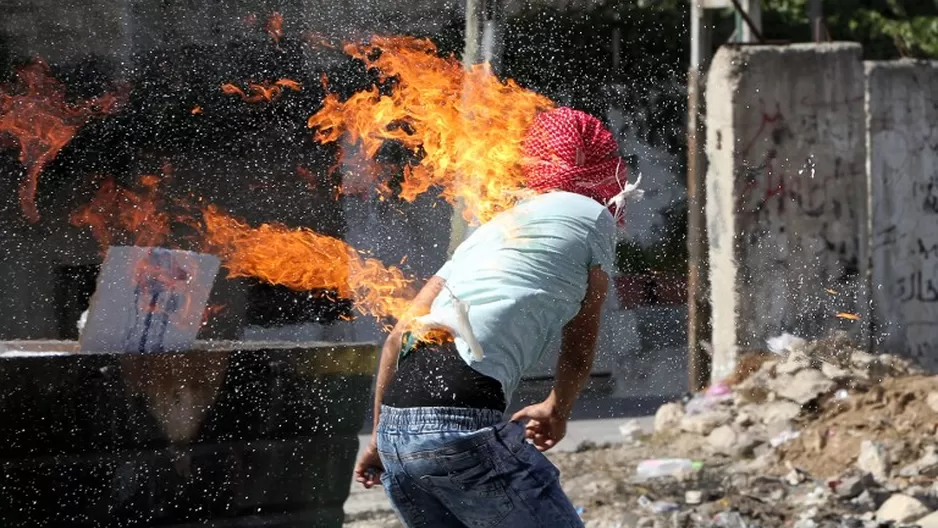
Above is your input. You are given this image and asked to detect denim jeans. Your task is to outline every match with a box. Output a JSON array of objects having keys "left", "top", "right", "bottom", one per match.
[{"left": 375, "top": 405, "right": 584, "bottom": 528}]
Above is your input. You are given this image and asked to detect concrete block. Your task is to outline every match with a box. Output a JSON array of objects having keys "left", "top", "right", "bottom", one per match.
[
  {"left": 867, "top": 60, "right": 938, "bottom": 371},
  {"left": 705, "top": 43, "right": 868, "bottom": 382}
]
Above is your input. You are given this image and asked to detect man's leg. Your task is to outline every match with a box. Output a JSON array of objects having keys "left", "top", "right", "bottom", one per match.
[
  {"left": 490, "top": 421, "right": 584, "bottom": 528},
  {"left": 376, "top": 460, "right": 465, "bottom": 528}
]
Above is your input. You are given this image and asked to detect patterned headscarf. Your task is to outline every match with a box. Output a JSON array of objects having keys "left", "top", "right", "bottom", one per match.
[{"left": 521, "top": 107, "right": 640, "bottom": 224}]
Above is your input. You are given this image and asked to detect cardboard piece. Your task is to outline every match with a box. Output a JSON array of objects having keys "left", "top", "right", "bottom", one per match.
[{"left": 79, "top": 246, "right": 220, "bottom": 353}]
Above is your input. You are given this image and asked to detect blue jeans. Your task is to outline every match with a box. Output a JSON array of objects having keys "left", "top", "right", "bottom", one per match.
[{"left": 375, "top": 405, "right": 584, "bottom": 528}]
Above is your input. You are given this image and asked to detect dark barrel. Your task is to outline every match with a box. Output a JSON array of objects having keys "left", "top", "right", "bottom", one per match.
[{"left": 0, "top": 340, "right": 378, "bottom": 527}]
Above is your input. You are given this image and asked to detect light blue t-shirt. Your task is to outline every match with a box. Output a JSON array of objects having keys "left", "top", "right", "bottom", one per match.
[{"left": 427, "top": 191, "right": 617, "bottom": 404}]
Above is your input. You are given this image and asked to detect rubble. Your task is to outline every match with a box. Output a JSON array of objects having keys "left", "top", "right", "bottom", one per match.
[
  {"left": 875, "top": 494, "right": 930, "bottom": 523},
  {"left": 550, "top": 332, "right": 938, "bottom": 528},
  {"left": 856, "top": 440, "right": 891, "bottom": 482}
]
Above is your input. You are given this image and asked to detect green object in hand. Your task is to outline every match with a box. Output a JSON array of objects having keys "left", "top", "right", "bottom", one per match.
[{"left": 398, "top": 331, "right": 419, "bottom": 366}]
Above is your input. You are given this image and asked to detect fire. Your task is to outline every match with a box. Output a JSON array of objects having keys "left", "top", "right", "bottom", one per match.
[
  {"left": 0, "top": 59, "right": 123, "bottom": 222},
  {"left": 71, "top": 174, "right": 171, "bottom": 251},
  {"left": 296, "top": 165, "right": 317, "bottom": 190},
  {"left": 221, "top": 79, "right": 302, "bottom": 103},
  {"left": 307, "top": 36, "right": 554, "bottom": 223},
  {"left": 836, "top": 312, "right": 860, "bottom": 321},
  {"left": 265, "top": 12, "right": 284, "bottom": 44},
  {"left": 200, "top": 206, "right": 415, "bottom": 326}
]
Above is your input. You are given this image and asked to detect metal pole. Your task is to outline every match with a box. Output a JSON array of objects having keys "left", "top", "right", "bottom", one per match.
[
  {"left": 808, "top": 0, "right": 824, "bottom": 42},
  {"left": 687, "top": 0, "right": 712, "bottom": 392},
  {"left": 733, "top": 0, "right": 763, "bottom": 43}
]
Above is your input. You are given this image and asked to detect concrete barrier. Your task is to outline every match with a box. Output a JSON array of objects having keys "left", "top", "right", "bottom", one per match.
[
  {"left": 867, "top": 60, "right": 938, "bottom": 371},
  {"left": 705, "top": 43, "right": 869, "bottom": 381},
  {"left": 0, "top": 341, "right": 377, "bottom": 527}
]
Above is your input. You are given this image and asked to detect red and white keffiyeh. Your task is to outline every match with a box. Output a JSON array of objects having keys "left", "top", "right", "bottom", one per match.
[{"left": 521, "top": 107, "right": 642, "bottom": 224}]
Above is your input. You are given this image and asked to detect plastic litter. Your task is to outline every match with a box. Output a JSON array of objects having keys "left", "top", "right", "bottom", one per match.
[
  {"left": 635, "top": 458, "right": 703, "bottom": 480},
  {"left": 685, "top": 490, "right": 703, "bottom": 504},
  {"left": 712, "top": 511, "right": 748, "bottom": 528},
  {"left": 637, "top": 495, "right": 679, "bottom": 514},
  {"left": 618, "top": 419, "right": 644, "bottom": 443},
  {"left": 769, "top": 429, "right": 801, "bottom": 448},
  {"left": 685, "top": 392, "right": 733, "bottom": 415},
  {"left": 705, "top": 382, "right": 732, "bottom": 397},
  {"left": 766, "top": 332, "right": 806, "bottom": 356}
]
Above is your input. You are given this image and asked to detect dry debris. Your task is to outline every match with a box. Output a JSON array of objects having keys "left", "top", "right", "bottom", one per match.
[{"left": 554, "top": 332, "right": 938, "bottom": 528}]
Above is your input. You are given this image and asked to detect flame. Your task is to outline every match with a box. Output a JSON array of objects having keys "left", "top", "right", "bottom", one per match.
[
  {"left": 303, "top": 32, "right": 338, "bottom": 50},
  {"left": 296, "top": 165, "right": 317, "bottom": 190},
  {"left": 201, "top": 303, "right": 227, "bottom": 326},
  {"left": 191, "top": 105, "right": 202, "bottom": 115},
  {"left": 0, "top": 59, "right": 123, "bottom": 222},
  {"left": 307, "top": 36, "right": 554, "bottom": 223},
  {"left": 71, "top": 174, "right": 171, "bottom": 251},
  {"left": 221, "top": 79, "right": 301, "bottom": 103},
  {"left": 200, "top": 206, "right": 415, "bottom": 326},
  {"left": 836, "top": 312, "right": 860, "bottom": 321},
  {"left": 265, "top": 12, "right": 284, "bottom": 44}
]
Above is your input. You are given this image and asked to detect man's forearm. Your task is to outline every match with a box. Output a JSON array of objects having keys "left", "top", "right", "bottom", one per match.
[
  {"left": 549, "top": 321, "right": 598, "bottom": 418},
  {"left": 548, "top": 266, "right": 608, "bottom": 419},
  {"left": 371, "top": 328, "right": 405, "bottom": 432}
]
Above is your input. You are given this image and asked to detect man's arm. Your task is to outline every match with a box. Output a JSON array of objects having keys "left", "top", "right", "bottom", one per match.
[
  {"left": 548, "top": 265, "right": 609, "bottom": 418},
  {"left": 370, "top": 275, "right": 447, "bottom": 432}
]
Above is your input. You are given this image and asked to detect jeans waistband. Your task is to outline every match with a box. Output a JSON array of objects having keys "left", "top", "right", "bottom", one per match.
[{"left": 379, "top": 405, "right": 504, "bottom": 434}]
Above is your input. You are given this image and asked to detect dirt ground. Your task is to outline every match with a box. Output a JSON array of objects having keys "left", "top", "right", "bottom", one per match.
[{"left": 773, "top": 375, "right": 938, "bottom": 480}]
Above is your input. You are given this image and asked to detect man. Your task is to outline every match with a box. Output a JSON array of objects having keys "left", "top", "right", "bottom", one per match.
[{"left": 354, "top": 107, "right": 640, "bottom": 527}]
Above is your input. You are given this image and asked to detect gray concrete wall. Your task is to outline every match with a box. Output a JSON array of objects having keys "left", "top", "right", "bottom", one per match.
[
  {"left": 867, "top": 60, "right": 938, "bottom": 371},
  {"left": 705, "top": 44, "right": 869, "bottom": 382}
]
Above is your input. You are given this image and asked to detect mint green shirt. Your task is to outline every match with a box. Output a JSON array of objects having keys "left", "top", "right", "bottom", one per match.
[{"left": 429, "top": 191, "right": 618, "bottom": 404}]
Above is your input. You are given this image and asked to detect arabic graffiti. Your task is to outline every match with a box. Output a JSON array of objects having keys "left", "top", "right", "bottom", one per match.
[
  {"left": 727, "top": 94, "right": 866, "bottom": 344},
  {"left": 896, "top": 269, "right": 938, "bottom": 303}
]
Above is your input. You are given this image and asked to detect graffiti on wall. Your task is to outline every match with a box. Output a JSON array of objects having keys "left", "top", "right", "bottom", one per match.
[
  {"left": 868, "top": 66, "right": 938, "bottom": 369},
  {"left": 730, "top": 96, "right": 866, "bottom": 346}
]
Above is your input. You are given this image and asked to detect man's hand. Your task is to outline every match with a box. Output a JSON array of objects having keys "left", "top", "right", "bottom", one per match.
[
  {"left": 510, "top": 398, "right": 567, "bottom": 452},
  {"left": 353, "top": 438, "right": 384, "bottom": 489}
]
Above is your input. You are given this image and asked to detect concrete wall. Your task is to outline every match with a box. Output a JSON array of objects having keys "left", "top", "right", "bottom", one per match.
[
  {"left": 867, "top": 60, "right": 938, "bottom": 371},
  {"left": 705, "top": 44, "right": 869, "bottom": 381}
]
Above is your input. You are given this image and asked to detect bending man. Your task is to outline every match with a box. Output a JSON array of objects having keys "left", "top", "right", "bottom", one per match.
[{"left": 354, "top": 107, "right": 640, "bottom": 527}]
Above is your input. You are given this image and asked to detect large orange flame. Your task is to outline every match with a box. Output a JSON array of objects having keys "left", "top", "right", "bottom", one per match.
[
  {"left": 200, "top": 206, "right": 415, "bottom": 326},
  {"left": 0, "top": 59, "right": 124, "bottom": 222},
  {"left": 307, "top": 36, "right": 554, "bottom": 223}
]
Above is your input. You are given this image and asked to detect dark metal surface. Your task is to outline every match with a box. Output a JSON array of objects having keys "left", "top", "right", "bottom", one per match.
[{"left": 0, "top": 341, "right": 377, "bottom": 527}]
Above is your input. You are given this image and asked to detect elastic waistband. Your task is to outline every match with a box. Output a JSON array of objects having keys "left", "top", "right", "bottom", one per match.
[{"left": 379, "top": 405, "right": 504, "bottom": 433}]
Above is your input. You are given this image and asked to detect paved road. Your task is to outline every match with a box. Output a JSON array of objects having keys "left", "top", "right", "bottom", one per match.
[{"left": 343, "top": 411, "right": 655, "bottom": 519}]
